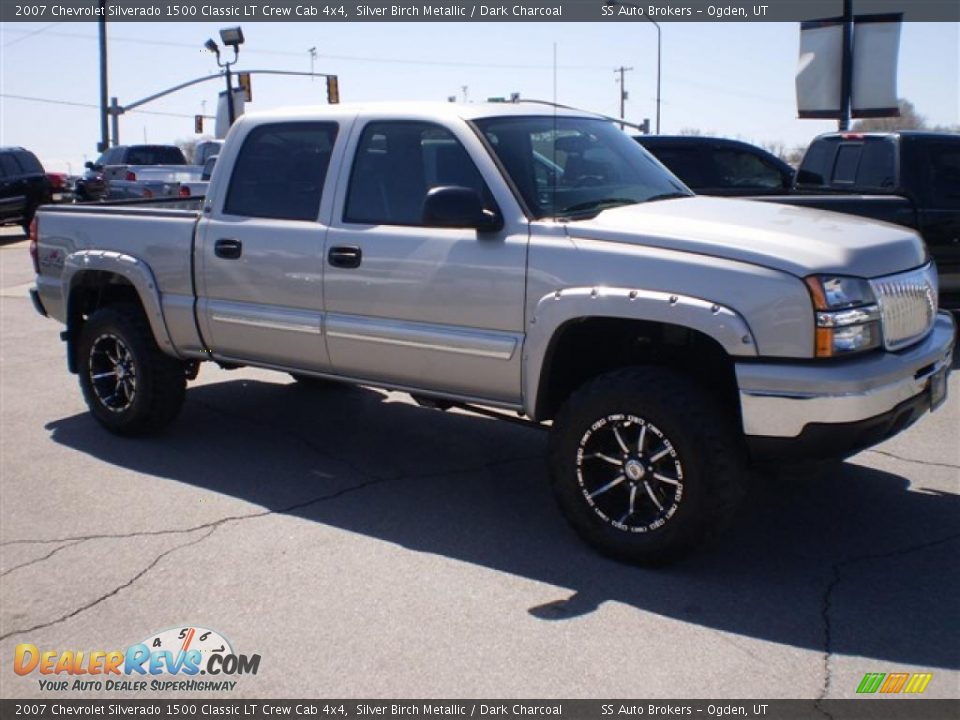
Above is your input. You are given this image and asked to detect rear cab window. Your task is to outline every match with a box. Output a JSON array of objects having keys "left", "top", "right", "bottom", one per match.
[
  {"left": 125, "top": 146, "right": 187, "bottom": 165},
  {"left": 797, "top": 136, "right": 898, "bottom": 191},
  {"left": 223, "top": 122, "right": 339, "bottom": 221}
]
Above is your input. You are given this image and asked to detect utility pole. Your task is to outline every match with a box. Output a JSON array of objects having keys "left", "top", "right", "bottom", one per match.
[
  {"left": 97, "top": 1, "right": 109, "bottom": 152},
  {"left": 308, "top": 47, "right": 317, "bottom": 80},
  {"left": 614, "top": 66, "right": 634, "bottom": 129}
]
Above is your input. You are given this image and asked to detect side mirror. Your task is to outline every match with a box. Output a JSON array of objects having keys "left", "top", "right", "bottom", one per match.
[
  {"left": 85, "top": 161, "right": 95, "bottom": 170},
  {"left": 422, "top": 186, "right": 503, "bottom": 233}
]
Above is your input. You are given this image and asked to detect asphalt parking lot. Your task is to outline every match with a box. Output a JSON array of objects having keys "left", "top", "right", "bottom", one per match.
[{"left": 1, "top": 226, "right": 957, "bottom": 701}]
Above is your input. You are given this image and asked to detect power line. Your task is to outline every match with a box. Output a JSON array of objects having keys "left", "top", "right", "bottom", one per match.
[
  {"left": 0, "top": 27, "right": 610, "bottom": 70},
  {"left": 0, "top": 93, "right": 211, "bottom": 119},
  {"left": 1, "top": 22, "right": 62, "bottom": 48}
]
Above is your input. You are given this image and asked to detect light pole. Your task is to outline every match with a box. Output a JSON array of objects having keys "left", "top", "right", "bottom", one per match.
[
  {"left": 647, "top": 17, "right": 661, "bottom": 134},
  {"left": 204, "top": 26, "right": 245, "bottom": 126},
  {"left": 605, "top": 1, "right": 661, "bottom": 134}
]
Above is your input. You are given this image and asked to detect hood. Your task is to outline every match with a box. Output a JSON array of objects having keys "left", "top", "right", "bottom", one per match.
[{"left": 568, "top": 196, "right": 926, "bottom": 278}]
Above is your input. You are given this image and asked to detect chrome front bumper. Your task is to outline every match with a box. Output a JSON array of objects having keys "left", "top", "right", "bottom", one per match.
[{"left": 737, "top": 311, "right": 956, "bottom": 439}]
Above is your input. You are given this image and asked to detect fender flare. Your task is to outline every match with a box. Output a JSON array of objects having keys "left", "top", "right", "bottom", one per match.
[
  {"left": 524, "top": 286, "right": 758, "bottom": 418},
  {"left": 62, "top": 250, "right": 178, "bottom": 360}
]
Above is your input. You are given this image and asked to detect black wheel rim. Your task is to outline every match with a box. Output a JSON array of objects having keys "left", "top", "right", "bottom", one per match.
[
  {"left": 89, "top": 333, "right": 137, "bottom": 413},
  {"left": 576, "top": 413, "right": 684, "bottom": 533}
]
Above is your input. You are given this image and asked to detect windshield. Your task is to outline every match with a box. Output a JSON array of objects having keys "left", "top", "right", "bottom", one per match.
[{"left": 472, "top": 115, "right": 691, "bottom": 219}]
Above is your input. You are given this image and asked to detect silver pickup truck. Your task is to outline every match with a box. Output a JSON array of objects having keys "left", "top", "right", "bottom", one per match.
[{"left": 30, "top": 103, "right": 955, "bottom": 564}]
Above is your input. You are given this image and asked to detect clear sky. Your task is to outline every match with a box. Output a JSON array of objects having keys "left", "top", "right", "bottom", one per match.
[{"left": 1, "top": 19, "right": 957, "bottom": 172}]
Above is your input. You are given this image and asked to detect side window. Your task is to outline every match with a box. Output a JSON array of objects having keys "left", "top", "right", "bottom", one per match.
[
  {"left": 648, "top": 147, "right": 711, "bottom": 188},
  {"left": 224, "top": 122, "right": 338, "bottom": 221},
  {"left": 344, "top": 121, "right": 489, "bottom": 226},
  {"left": 0, "top": 154, "right": 21, "bottom": 177},
  {"left": 855, "top": 141, "right": 895, "bottom": 189},
  {"left": 712, "top": 150, "right": 784, "bottom": 189},
  {"left": 14, "top": 151, "right": 43, "bottom": 174},
  {"left": 831, "top": 144, "right": 862, "bottom": 184},
  {"left": 796, "top": 141, "right": 834, "bottom": 187}
]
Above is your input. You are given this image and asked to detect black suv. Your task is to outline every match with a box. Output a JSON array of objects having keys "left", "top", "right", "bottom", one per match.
[
  {"left": 635, "top": 136, "right": 795, "bottom": 196},
  {"left": 0, "top": 147, "right": 50, "bottom": 233}
]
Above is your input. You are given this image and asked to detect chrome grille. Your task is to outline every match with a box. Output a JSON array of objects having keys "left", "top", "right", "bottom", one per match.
[{"left": 870, "top": 263, "right": 938, "bottom": 351}]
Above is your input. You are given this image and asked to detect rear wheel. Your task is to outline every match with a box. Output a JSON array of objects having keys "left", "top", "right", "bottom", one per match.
[
  {"left": 78, "top": 304, "right": 186, "bottom": 435},
  {"left": 548, "top": 366, "right": 747, "bottom": 565}
]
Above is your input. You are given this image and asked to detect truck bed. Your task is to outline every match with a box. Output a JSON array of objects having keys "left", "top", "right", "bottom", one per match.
[{"left": 34, "top": 196, "right": 204, "bottom": 333}]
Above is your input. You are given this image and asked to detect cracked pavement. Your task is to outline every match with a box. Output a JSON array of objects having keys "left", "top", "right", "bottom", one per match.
[{"left": 1, "top": 228, "right": 958, "bottom": 700}]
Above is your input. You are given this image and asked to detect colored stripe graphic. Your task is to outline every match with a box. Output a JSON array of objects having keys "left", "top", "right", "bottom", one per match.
[
  {"left": 857, "top": 673, "right": 885, "bottom": 694},
  {"left": 880, "top": 673, "right": 910, "bottom": 693},
  {"left": 903, "top": 673, "right": 933, "bottom": 694}
]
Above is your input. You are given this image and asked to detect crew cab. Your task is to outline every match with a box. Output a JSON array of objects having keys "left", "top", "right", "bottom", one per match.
[
  {"left": 761, "top": 132, "right": 960, "bottom": 308},
  {"left": 30, "top": 104, "right": 955, "bottom": 564}
]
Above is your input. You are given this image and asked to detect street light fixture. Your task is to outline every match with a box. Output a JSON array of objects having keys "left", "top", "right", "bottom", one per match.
[
  {"left": 219, "top": 26, "right": 245, "bottom": 50},
  {"left": 204, "top": 27, "right": 244, "bottom": 127}
]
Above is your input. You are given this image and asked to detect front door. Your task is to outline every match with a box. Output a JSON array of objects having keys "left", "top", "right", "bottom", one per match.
[{"left": 323, "top": 119, "right": 528, "bottom": 404}]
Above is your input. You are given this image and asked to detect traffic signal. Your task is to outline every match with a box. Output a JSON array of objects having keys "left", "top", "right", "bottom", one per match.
[
  {"left": 326, "top": 75, "right": 339, "bottom": 104},
  {"left": 194, "top": 115, "right": 203, "bottom": 134},
  {"left": 238, "top": 72, "right": 252, "bottom": 102}
]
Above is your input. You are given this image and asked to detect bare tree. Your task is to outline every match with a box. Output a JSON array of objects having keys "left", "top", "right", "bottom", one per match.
[
  {"left": 852, "top": 99, "right": 926, "bottom": 132},
  {"left": 176, "top": 138, "right": 200, "bottom": 164}
]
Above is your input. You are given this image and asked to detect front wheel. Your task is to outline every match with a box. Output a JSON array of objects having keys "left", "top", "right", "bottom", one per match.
[
  {"left": 78, "top": 305, "right": 186, "bottom": 435},
  {"left": 548, "top": 366, "right": 747, "bottom": 565}
]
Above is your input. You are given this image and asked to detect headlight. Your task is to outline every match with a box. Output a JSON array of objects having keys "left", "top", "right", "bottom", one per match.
[{"left": 805, "top": 275, "right": 882, "bottom": 357}]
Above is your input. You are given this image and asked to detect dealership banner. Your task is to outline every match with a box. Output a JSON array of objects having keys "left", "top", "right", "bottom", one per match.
[
  {"left": 1, "top": 0, "right": 958, "bottom": 23},
  {"left": 1, "top": 700, "right": 960, "bottom": 719}
]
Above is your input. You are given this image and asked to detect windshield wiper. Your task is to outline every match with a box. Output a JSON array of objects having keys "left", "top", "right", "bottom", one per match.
[
  {"left": 645, "top": 192, "right": 691, "bottom": 203},
  {"left": 559, "top": 198, "right": 639, "bottom": 216}
]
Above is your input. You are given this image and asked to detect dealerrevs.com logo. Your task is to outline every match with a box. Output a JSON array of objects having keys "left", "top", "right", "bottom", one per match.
[{"left": 13, "top": 626, "right": 260, "bottom": 692}]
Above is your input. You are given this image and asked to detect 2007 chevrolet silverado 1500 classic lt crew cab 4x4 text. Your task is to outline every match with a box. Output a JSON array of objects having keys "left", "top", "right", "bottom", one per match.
[{"left": 30, "top": 103, "right": 956, "bottom": 564}]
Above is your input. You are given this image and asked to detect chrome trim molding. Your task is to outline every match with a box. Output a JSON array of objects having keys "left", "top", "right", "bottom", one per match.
[
  {"left": 326, "top": 315, "right": 518, "bottom": 361},
  {"left": 870, "top": 263, "right": 938, "bottom": 351},
  {"left": 211, "top": 314, "right": 321, "bottom": 335}
]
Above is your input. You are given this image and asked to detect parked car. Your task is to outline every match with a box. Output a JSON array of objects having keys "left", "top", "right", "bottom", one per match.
[
  {"left": 0, "top": 147, "right": 51, "bottom": 233},
  {"left": 106, "top": 166, "right": 204, "bottom": 201},
  {"left": 78, "top": 145, "right": 190, "bottom": 202},
  {"left": 634, "top": 136, "right": 795, "bottom": 196},
  {"left": 758, "top": 132, "right": 960, "bottom": 308},
  {"left": 178, "top": 155, "right": 218, "bottom": 198},
  {"left": 46, "top": 172, "right": 76, "bottom": 204},
  {"left": 30, "top": 103, "right": 954, "bottom": 565}
]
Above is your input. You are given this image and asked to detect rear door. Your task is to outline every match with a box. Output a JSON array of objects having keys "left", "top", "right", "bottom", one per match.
[
  {"left": 916, "top": 137, "right": 960, "bottom": 295},
  {"left": 195, "top": 120, "right": 344, "bottom": 371},
  {"left": 0, "top": 153, "right": 26, "bottom": 222}
]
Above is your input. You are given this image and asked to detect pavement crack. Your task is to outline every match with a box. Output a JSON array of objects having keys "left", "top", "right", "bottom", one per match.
[
  {"left": 815, "top": 532, "right": 960, "bottom": 715},
  {"left": 0, "top": 475, "right": 391, "bottom": 549},
  {"left": 0, "top": 527, "right": 218, "bottom": 643},
  {"left": 0, "top": 455, "right": 539, "bottom": 550},
  {"left": 864, "top": 449, "right": 959, "bottom": 470},
  {"left": 0, "top": 539, "right": 87, "bottom": 578}
]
